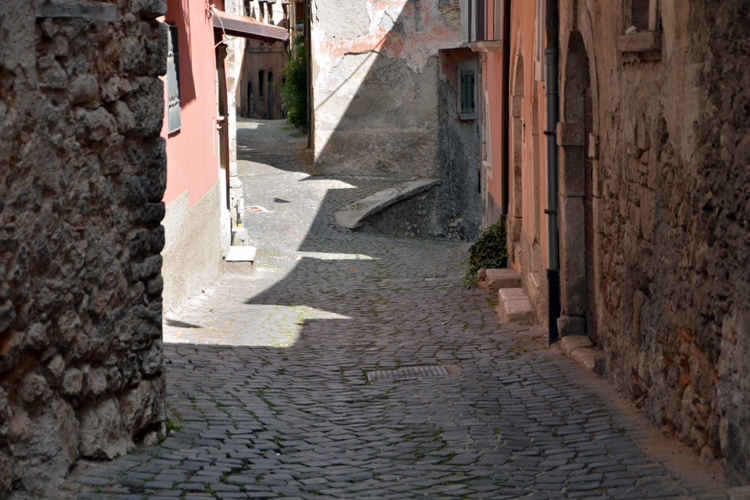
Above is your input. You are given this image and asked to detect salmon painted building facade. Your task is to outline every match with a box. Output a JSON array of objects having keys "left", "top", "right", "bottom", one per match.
[{"left": 160, "top": 0, "right": 287, "bottom": 313}]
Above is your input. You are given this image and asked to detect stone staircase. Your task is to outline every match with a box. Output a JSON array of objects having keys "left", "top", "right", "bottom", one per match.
[{"left": 479, "top": 268, "right": 535, "bottom": 324}]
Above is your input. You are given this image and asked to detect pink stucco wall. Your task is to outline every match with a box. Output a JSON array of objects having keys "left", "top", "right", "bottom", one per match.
[{"left": 161, "top": 0, "right": 220, "bottom": 207}]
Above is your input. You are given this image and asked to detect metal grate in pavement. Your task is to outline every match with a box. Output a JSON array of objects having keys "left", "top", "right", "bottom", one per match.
[
  {"left": 367, "top": 366, "right": 449, "bottom": 382},
  {"left": 256, "top": 251, "right": 300, "bottom": 260}
]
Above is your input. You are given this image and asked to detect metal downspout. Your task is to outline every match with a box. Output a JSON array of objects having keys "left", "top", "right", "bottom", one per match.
[
  {"left": 501, "top": 0, "right": 512, "bottom": 217},
  {"left": 545, "top": 0, "right": 561, "bottom": 344}
]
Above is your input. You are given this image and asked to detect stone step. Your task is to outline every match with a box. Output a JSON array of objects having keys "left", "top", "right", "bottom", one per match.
[
  {"left": 224, "top": 246, "right": 257, "bottom": 276},
  {"left": 497, "top": 288, "right": 535, "bottom": 323},
  {"left": 479, "top": 268, "right": 522, "bottom": 295},
  {"left": 559, "top": 334, "right": 598, "bottom": 373}
]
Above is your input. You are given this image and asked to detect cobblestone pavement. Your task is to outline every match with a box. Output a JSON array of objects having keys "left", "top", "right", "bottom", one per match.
[{"left": 68, "top": 120, "right": 727, "bottom": 500}]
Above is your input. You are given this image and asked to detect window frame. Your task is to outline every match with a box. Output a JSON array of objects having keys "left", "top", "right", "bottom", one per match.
[{"left": 457, "top": 60, "right": 478, "bottom": 121}]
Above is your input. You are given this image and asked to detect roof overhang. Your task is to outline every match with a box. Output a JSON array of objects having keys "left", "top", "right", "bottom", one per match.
[{"left": 213, "top": 11, "right": 289, "bottom": 43}]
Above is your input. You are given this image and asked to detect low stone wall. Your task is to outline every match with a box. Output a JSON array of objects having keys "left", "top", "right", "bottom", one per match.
[{"left": 0, "top": 0, "right": 167, "bottom": 493}]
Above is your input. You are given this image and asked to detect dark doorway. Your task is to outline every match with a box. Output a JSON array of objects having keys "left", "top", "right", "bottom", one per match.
[
  {"left": 565, "top": 32, "right": 597, "bottom": 343},
  {"left": 246, "top": 80, "right": 253, "bottom": 117},
  {"left": 268, "top": 70, "right": 274, "bottom": 120}
]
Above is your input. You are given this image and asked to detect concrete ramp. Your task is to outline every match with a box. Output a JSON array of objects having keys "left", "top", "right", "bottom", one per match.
[{"left": 334, "top": 178, "right": 441, "bottom": 230}]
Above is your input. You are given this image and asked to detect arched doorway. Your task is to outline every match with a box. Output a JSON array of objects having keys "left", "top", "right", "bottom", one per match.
[
  {"left": 509, "top": 52, "right": 524, "bottom": 254},
  {"left": 560, "top": 30, "right": 597, "bottom": 343}
]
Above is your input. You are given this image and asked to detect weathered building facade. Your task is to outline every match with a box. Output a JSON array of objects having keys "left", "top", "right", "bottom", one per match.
[
  {"left": 0, "top": 0, "right": 168, "bottom": 492},
  {"left": 309, "top": 0, "right": 482, "bottom": 240},
  {"left": 160, "top": 0, "right": 226, "bottom": 313},
  {"left": 477, "top": 0, "right": 750, "bottom": 484},
  {"left": 236, "top": 0, "right": 303, "bottom": 121},
  {"left": 160, "top": 0, "right": 288, "bottom": 314}
]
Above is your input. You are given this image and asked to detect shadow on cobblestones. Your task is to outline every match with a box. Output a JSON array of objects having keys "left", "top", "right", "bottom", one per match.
[{"left": 62, "top": 120, "right": 727, "bottom": 500}]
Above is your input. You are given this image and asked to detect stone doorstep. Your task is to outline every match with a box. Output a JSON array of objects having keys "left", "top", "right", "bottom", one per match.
[
  {"left": 497, "top": 288, "right": 535, "bottom": 323},
  {"left": 727, "top": 486, "right": 750, "bottom": 500},
  {"left": 483, "top": 269, "right": 522, "bottom": 295},
  {"left": 226, "top": 246, "right": 257, "bottom": 262},
  {"left": 559, "top": 335, "right": 597, "bottom": 373}
]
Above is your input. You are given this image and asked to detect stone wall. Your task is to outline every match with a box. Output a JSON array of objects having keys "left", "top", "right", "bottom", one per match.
[
  {"left": 558, "top": 0, "right": 750, "bottom": 483},
  {"left": 349, "top": 48, "right": 482, "bottom": 241},
  {"left": 310, "top": 0, "right": 466, "bottom": 178},
  {"left": 0, "top": 0, "right": 167, "bottom": 493}
]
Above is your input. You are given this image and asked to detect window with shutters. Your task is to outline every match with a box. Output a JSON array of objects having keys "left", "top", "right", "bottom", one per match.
[
  {"left": 461, "top": 71, "right": 475, "bottom": 113},
  {"left": 457, "top": 61, "right": 478, "bottom": 120},
  {"left": 166, "top": 25, "right": 181, "bottom": 134}
]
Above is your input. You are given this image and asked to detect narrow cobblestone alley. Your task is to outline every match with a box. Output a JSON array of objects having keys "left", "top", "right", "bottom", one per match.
[{"left": 67, "top": 121, "right": 727, "bottom": 500}]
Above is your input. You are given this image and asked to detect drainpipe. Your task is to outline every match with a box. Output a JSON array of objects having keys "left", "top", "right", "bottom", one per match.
[
  {"left": 500, "top": 0, "right": 512, "bottom": 217},
  {"left": 545, "top": 0, "right": 561, "bottom": 344}
]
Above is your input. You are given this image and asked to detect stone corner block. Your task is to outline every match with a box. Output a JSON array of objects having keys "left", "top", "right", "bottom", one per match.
[
  {"left": 727, "top": 486, "right": 750, "bottom": 500},
  {"left": 570, "top": 347, "right": 598, "bottom": 373},
  {"left": 559, "top": 334, "right": 593, "bottom": 357},
  {"left": 557, "top": 315, "right": 586, "bottom": 338}
]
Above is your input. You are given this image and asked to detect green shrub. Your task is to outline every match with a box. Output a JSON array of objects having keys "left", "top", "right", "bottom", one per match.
[
  {"left": 463, "top": 220, "right": 508, "bottom": 285},
  {"left": 280, "top": 36, "right": 308, "bottom": 128}
]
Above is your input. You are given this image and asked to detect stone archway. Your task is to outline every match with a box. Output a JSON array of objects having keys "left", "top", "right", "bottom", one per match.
[
  {"left": 558, "top": 28, "right": 598, "bottom": 343},
  {"left": 508, "top": 49, "right": 525, "bottom": 263}
]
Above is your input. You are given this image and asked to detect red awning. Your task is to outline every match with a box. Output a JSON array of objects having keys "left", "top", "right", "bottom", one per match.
[{"left": 213, "top": 11, "right": 289, "bottom": 43}]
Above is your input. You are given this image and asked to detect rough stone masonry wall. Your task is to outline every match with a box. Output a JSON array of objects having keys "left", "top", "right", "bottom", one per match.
[
  {"left": 587, "top": 0, "right": 750, "bottom": 483},
  {"left": 0, "top": 0, "right": 168, "bottom": 493}
]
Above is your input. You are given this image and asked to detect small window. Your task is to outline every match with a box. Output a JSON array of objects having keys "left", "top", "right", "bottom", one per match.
[
  {"left": 461, "top": 70, "right": 476, "bottom": 114},
  {"left": 625, "top": 0, "right": 659, "bottom": 33},
  {"left": 259, "top": 70, "right": 265, "bottom": 98},
  {"left": 456, "top": 61, "right": 478, "bottom": 120},
  {"left": 631, "top": 0, "right": 649, "bottom": 31},
  {"left": 166, "top": 25, "right": 181, "bottom": 134}
]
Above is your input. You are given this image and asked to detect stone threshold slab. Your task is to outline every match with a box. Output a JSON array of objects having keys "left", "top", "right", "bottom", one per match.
[
  {"left": 334, "top": 178, "right": 441, "bottom": 230},
  {"left": 226, "top": 246, "right": 257, "bottom": 262}
]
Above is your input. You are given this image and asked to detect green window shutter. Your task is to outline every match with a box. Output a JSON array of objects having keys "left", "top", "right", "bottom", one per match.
[{"left": 461, "top": 70, "right": 476, "bottom": 114}]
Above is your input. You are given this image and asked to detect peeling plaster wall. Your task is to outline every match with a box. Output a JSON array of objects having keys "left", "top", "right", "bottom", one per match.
[
  {"left": 558, "top": 0, "right": 750, "bottom": 482},
  {"left": 311, "top": 0, "right": 467, "bottom": 178},
  {"left": 0, "top": 0, "right": 168, "bottom": 492}
]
